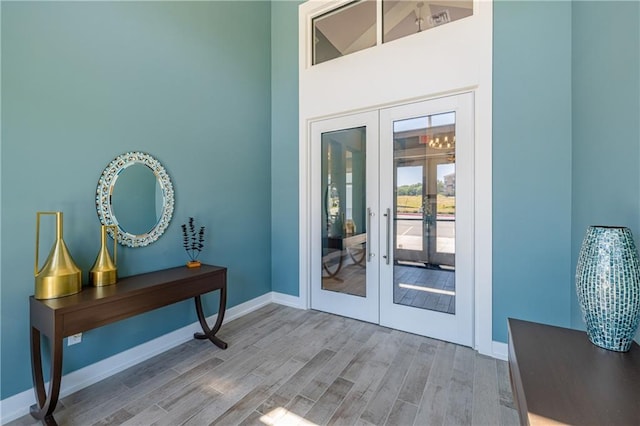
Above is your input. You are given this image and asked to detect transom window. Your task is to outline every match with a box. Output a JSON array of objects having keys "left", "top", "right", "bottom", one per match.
[{"left": 312, "top": 0, "right": 474, "bottom": 66}]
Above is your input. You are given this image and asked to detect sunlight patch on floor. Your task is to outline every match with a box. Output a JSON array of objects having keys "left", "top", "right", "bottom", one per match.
[{"left": 260, "top": 407, "right": 318, "bottom": 426}]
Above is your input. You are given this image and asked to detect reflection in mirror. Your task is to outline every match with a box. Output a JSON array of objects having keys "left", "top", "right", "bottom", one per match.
[
  {"left": 96, "top": 152, "right": 174, "bottom": 247},
  {"left": 111, "top": 164, "right": 160, "bottom": 235}
]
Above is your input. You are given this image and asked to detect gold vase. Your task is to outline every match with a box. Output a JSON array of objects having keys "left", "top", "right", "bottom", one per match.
[
  {"left": 89, "top": 225, "right": 118, "bottom": 287},
  {"left": 34, "top": 212, "right": 82, "bottom": 299}
]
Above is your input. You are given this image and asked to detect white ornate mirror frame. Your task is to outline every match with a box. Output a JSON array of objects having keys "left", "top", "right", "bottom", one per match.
[{"left": 96, "top": 151, "right": 175, "bottom": 247}]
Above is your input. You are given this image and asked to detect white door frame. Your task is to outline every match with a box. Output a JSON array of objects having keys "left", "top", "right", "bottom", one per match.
[{"left": 298, "top": 0, "right": 493, "bottom": 356}]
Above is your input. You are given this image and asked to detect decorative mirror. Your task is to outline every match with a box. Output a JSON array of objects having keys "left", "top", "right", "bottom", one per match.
[{"left": 96, "top": 152, "right": 174, "bottom": 247}]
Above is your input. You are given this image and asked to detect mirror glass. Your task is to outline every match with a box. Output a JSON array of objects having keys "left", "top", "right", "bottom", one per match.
[{"left": 96, "top": 152, "right": 174, "bottom": 247}]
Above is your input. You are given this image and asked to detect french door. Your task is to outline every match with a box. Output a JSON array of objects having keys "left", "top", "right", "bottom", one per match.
[
  {"left": 311, "top": 93, "right": 474, "bottom": 347},
  {"left": 379, "top": 94, "right": 473, "bottom": 345},
  {"left": 310, "top": 111, "right": 380, "bottom": 323}
]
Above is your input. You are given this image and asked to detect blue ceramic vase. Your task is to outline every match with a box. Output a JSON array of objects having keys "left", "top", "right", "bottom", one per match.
[{"left": 576, "top": 226, "right": 640, "bottom": 352}]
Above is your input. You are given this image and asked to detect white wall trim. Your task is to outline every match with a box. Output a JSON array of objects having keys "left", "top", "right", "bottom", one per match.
[
  {"left": 492, "top": 341, "right": 509, "bottom": 361},
  {"left": 271, "top": 291, "right": 306, "bottom": 309},
  {"left": 474, "top": 0, "right": 494, "bottom": 359},
  {"left": 0, "top": 292, "right": 294, "bottom": 425}
]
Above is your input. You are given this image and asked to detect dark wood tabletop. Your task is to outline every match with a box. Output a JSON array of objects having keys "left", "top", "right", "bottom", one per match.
[{"left": 508, "top": 318, "right": 640, "bottom": 425}]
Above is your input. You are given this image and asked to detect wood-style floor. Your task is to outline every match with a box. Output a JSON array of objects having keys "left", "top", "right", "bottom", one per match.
[{"left": 9, "top": 304, "right": 518, "bottom": 426}]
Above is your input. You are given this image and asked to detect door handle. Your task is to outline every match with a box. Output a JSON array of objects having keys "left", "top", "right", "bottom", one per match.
[
  {"left": 383, "top": 208, "right": 390, "bottom": 265},
  {"left": 367, "top": 208, "right": 374, "bottom": 262}
]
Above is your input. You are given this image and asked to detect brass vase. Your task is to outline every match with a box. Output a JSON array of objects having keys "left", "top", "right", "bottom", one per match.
[
  {"left": 34, "top": 212, "right": 82, "bottom": 299},
  {"left": 89, "top": 225, "right": 118, "bottom": 286}
]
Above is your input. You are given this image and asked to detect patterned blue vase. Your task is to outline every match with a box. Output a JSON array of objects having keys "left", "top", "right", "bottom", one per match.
[{"left": 576, "top": 226, "right": 640, "bottom": 352}]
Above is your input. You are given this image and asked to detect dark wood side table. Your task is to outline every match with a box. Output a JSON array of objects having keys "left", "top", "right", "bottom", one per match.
[
  {"left": 508, "top": 318, "right": 640, "bottom": 425},
  {"left": 29, "top": 264, "right": 228, "bottom": 425}
]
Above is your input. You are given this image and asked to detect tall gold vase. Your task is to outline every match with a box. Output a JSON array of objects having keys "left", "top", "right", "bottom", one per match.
[
  {"left": 34, "top": 212, "right": 82, "bottom": 299},
  {"left": 89, "top": 225, "right": 118, "bottom": 286}
]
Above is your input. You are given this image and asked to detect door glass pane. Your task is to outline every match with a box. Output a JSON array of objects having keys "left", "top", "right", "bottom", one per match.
[
  {"left": 396, "top": 165, "right": 424, "bottom": 252},
  {"left": 321, "top": 127, "right": 367, "bottom": 297},
  {"left": 383, "top": 0, "right": 473, "bottom": 44},
  {"left": 392, "top": 112, "right": 456, "bottom": 314},
  {"left": 313, "top": 0, "right": 377, "bottom": 65}
]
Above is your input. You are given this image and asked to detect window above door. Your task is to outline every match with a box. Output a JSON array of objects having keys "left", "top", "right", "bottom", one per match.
[{"left": 312, "top": 0, "right": 474, "bottom": 65}]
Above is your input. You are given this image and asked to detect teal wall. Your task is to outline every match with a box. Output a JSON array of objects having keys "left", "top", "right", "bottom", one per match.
[
  {"left": 570, "top": 1, "right": 640, "bottom": 331},
  {"left": 493, "top": 0, "right": 573, "bottom": 342},
  {"left": 1, "top": 1, "right": 271, "bottom": 399},
  {"left": 271, "top": 0, "right": 304, "bottom": 296},
  {"left": 492, "top": 0, "right": 640, "bottom": 343}
]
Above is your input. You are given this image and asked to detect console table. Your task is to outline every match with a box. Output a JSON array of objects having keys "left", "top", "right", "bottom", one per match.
[
  {"left": 29, "top": 264, "right": 227, "bottom": 425},
  {"left": 508, "top": 318, "right": 640, "bottom": 425}
]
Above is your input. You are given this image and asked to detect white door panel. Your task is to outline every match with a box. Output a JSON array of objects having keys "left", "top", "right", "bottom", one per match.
[
  {"left": 379, "top": 93, "right": 474, "bottom": 346},
  {"left": 310, "top": 111, "right": 379, "bottom": 323}
]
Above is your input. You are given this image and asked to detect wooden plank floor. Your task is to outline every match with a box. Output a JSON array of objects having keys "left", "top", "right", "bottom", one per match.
[{"left": 9, "top": 305, "right": 518, "bottom": 426}]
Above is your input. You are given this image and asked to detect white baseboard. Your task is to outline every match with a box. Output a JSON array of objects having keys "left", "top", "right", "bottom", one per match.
[
  {"left": 492, "top": 341, "right": 508, "bottom": 361},
  {"left": 0, "top": 291, "right": 297, "bottom": 425},
  {"left": 272, "top": 291, "right": 305, "bottom": 309}
]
